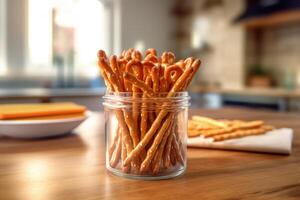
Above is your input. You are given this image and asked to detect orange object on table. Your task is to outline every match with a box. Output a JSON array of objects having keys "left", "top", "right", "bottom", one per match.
[{"left": 0, "top": 102, "right": 86, "bottom": 120}]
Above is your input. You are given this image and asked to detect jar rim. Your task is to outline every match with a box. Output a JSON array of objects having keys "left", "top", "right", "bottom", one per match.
[
  {"left": 102, "top": 91, "right": 190, "bottom": 110},
  {"left": 104, "top": 91, "right": 189, "bottom": 96}
]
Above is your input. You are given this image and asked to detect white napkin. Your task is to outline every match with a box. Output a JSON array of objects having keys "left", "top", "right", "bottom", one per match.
[{"left": 188, "top": 128, "right": 294, "bottom": 154}]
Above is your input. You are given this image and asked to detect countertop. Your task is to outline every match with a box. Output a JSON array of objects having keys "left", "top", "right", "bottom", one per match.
[{"left": 0, "top": 107, "right": 299, "bottom": 199}]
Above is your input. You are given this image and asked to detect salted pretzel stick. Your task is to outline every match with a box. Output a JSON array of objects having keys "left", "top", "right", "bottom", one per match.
[
  {"left": 98, "top": 51, "right": 114, "bottom": 91},
  {"left": 176, "top": 60, "right": 185, "bottom": 69},
  {"left": 131, "top": 50, "right": 142, "bottom": 61},
  {"left": 140, "top": 114, "right": 175, "bottom": 172},
  {"left": 163, "top": 133, "right": 173, "bottom": 168},
  {"left": 145, "top": 48, "right": 157, "bottom": 56},
  {"left": 98, "top": 50, "right": 108, "bottom": 60},
  {"left": 98, "top": 56, "right": 123, "bottom": 162},
  {"left": 98, "top": 58, "right": 123, "bottom": 91},
  {"left": 165, "top": 65, "right": 184, "bottom": 86},
  {"left": 171, "top": 130, "right": 184, "bottom": 165},
  {"left": 152, "top": 121, "right": 174, "bottom": 174},
  {"left": 170, "top": 147, "right": 177, "bottom": 166},
  {"left": 119, "top": 50, "right": 126, "bottom": 59},
  {"left": 126, "top": 60, "right": 143, "bottom": 146},
  {"left": 192, "top": 116, "right": 228, "bottom": 128},
  {"left": 124, "top": 59, "right": 201, "bottom": 166},
  {"left": 162, "top": 52, "right": 175, "bottom": 66},
  {"left": 213, "top": 126, "right": 273, "bottom": 142},
  {"left": 110, "top": 55, "right": 124, "bottom": 90},
  {"left": 123, "top": 72, "right": 155, "bottom": 96},
  {"left": 201, "top": 121, "right": 265, "bottom": 137},
  {"left": 160, "top": 77, "right": 169, "bottom": 92},
  {"left": 155, "top": 60, "right": 201, "bottom": 166},
  {"left": 98, "top": 56, "right": 140, "bottom": 171},
  {"left": 151, "top": 66, "right": 160, "bottom": 93},
  {"left": 109, "top": 130, "right": 122, "bottom": 168},
  {"left": 101, "top": 57, "right": 139, "bottom": 153},
  {"left": 108, "top": 128, "right": 120, "bottom": 160},
  {"left": 142, "top": 60, "right": 155, "bottom": 81},
  {"left": 140, "top": 77, "right": 152, "bottom": 139},
  {"left": 232, "top": 120, "right": 264, "bottom": 129},
  {"left": 145, "top": 54, "right": 160, "bottom": 63},
  {"left": 124, "top": 48, "right": 134, "bottom": 61},
  {"left": 121, "top": 137, "right": 130, "bottom": 173}
]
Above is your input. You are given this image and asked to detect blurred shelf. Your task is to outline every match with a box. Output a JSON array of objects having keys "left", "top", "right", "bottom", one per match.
[
  {"left": 189, "top": 86, "right": 300, "bottom": 98},
  {"left": 243, "top": 10, "right": 300, "bottom": 29},
  {"left": 0, "top": 88, "right": 105, "bottom": 100}
]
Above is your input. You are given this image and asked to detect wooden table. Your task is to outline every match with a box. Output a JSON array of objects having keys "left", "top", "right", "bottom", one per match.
[{"left": 0, "top": 107, "right": 299, "bottom": 200}]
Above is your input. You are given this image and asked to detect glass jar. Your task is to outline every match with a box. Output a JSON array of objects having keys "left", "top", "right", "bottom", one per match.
[{"left": 103, "top": 91, "right": 190, "bottom": 180}]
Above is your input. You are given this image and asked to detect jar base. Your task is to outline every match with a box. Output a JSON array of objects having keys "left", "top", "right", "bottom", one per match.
[{"left": 106, "top": 166, "right": 186, "bottom": 180}]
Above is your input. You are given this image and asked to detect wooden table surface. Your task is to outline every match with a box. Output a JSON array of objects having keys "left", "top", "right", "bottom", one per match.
[{"left": 0, "top": 107, "right": 299, "bottom": 200}]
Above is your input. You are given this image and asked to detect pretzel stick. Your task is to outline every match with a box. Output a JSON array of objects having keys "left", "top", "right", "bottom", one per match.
[
  {"left": 131, "top": 50, "right": 142, "bottom": 61},
  {"left": 151, "top": 65, "right": 161, "bottom": 115},
  {"left": 109, "top": 129, "right": 122, "bottom": 168},
  {"left": 163, "top": 133, "right": 173, "bottom": 168},
  {"left": 121, "top": 137, "right": 131, "bottom": 173},
  {"left": 213, "top": 126, "right": 273, "bottom": 142},
  {"left": 165, "top": 65, "right": 184, "bottom": 86},
  {"left": 152, "top": 121, "right": 174, "bottom": 174},
  {"left": 108, "top": 128, "right": 120, "bottom": 160},
  {"left": 123, "top": 59, "right": 201, "bottom": 166},
  {"left": 98, "top": 51, "right": 113, "bottom": 91},
  {"left": 124, "top": 48, "right": 134, "bottom": 61},
  {"left": 145, "top": 48, "right": 157, "bottom": 56},
  {"left": 170, "top": 147, "right": 176, "bottom": 166},
  {"left": 140, "top": 114, "right": 174, "bottom": 172},
  {"left": 142, "top": 60, "right": 155, "bottom": 81},
  {"left": 98, "top": 50, "right": 108, "bottom": 60},
  {"left": 123, "top": 72, "right": 155, "bottom": 96},
  {"left": 171, "top": 129, "right": 184, "bottom": 165},
  {"left": 192, "top": 116, "right": 228, "bottom": 128},
  {"left": 162, "top": 52, "right": 175, "bottom": 67},
  {"left": 110, "top": 55, "right": 124, "bottom": 90},
  {"left": 126, "top": 60, "right": 143, "bottom": 146},
  {"left": 99, "top": 58, "right": 141, "bottom": 152},
  {"left": 98, "top": 55, "right": 140, "bottom": 171},
  {"left": 145, "top": 54, "right": 160, "bottom": 63},
  {"left": 140, "top": 77, "right": 152, "bottom": 139},
  {"left": 151, "top": 66, "right": 160, "bottom": 93},
  {"left": 141, "top": 59, "right": 198, "bottom": 167}
]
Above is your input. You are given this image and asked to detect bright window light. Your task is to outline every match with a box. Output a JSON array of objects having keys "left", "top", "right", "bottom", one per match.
[
  {"left": 134, "top": 40, "right": 146, "bottom": 52},
  {"left": 28, "top": 0, "right": 52, "bottom": 68},
  {"left": 0, "top": 0, "right": 6, "bottom": 75},
  {"left": 191, "top": 16, "right": 210, "bottom": 49},
  {"left": 27, "top": 0, "right": 110, "bottom": 78}
]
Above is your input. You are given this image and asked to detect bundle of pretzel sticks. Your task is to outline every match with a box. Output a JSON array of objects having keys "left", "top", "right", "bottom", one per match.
[
  {"left": 97, "top": 48, "right": 201, "bottom": 175},
  {"left": 188, "top": 116, "right": 275, "bottom": 142}
]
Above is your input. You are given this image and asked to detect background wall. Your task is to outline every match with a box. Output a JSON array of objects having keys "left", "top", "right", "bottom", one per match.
[
  {"left": 118, "top": 0, "right": 176, "bottom": 55},
  {"left": 246, "top": 22, "right": 300, "bottom": 88},
  {"left": 191, "top": 0, "right": 246, "bottom": 89}
]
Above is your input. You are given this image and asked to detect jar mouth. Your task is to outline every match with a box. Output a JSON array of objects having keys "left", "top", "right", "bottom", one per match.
[
  {"left": 104, "top": 91, "right": 189, "bottom": 97},
  {"left": 102, "top": 91, "right": 190, "bottom": 110}
]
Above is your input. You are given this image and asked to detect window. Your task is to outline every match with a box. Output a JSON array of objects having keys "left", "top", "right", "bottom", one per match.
[
  {"left": 27, "top": 0, "right": 111, "bottom": 78},
  {"left": 0, "top": 0, "right": 6, "bottom": 75},
  {"left": 1, "top": 0, "right": 112, "bottom": 82}
]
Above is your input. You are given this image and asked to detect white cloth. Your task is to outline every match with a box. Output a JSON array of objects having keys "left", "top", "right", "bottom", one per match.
[{"left": 187, "top": 128, "right": 294, "bottom": 154}]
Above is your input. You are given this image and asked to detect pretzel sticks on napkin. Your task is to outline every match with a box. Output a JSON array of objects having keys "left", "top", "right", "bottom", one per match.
[{"left": 188, "top": 116, "right": 275, "bottom": 142}]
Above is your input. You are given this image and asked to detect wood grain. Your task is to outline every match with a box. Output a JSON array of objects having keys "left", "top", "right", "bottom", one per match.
[{"left": 0, "top": 107, "right": 299, "bottom": 200}]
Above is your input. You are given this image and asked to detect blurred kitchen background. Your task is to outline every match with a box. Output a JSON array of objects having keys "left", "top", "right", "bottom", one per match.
[{"left": 0, "top": 0, "right": 300, "bottom": 111}]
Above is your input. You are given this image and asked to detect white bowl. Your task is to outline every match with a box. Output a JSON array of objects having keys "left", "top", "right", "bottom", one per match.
[{"left": 0, "top": 112, "right": 90, "bottom": 139}]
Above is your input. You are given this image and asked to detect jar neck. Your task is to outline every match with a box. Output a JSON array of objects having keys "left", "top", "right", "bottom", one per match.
[{"left": 103, "top": 92, "right": 190, "bottom": 111}]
